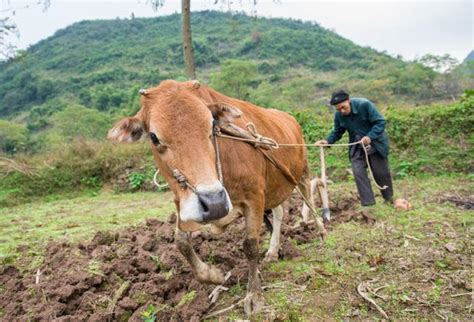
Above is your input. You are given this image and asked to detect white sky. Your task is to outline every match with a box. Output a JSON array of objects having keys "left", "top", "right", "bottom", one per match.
[{"left": 2, "top": 0, "right": 473, "bottom": 62}]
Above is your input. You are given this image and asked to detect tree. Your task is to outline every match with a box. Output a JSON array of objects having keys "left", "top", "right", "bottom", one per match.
[
  {"left": 419, "top": 54, "right": 462, "bottom": 101},
  {"left": 50, "top": 105, "right": 111, "bottom": 141},
  {"left": 181, "top": 0, "right": 196, "bottom": 79},
  {"left": 419, "top": 54, "right": 459, "bottom": 73},
  {"left": 150, "top": 0, "right": 270, "bottom": 80},
  {"left": 386, "top": 63, "right": 436, "bottom": 102},
  {"left": 150, "top": 0, "right": 195, "bottom": 79},
  {"left": 0, "top": 17, "right": 18, "bottom": 59},
  {"left": 0, "top": 0, "right": 51, "bottom": 60},
  {"left": 0, "top": 1, "right": 50, "bottom": 59},
  {"left": 210, "top": 60, "right": 257, "bottom": 99}
]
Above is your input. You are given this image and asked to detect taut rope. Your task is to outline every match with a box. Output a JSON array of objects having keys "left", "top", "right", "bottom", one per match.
[
  {"left": 152, "top": 121, "right": 388, "bottom": 191},
  {"left": 215, "top": 122, "right": 388, "bottom": 191}
]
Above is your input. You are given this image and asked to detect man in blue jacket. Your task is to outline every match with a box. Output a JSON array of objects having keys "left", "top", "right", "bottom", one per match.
[{"left": 317, "top": 90, "right": 393, "bottom": 206}]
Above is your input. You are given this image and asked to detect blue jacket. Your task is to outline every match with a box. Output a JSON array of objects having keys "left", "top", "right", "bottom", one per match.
[{"left": 326, "top": 97, "right": 389, "bottom": 158}]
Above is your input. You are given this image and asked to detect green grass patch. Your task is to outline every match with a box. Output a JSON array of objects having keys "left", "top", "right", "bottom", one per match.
[
  {"left": 0, "top": 191, "right": 174, "bottom": 266},
  {"left": 256, "top": 175, "right": 473, "bottom": 320}
]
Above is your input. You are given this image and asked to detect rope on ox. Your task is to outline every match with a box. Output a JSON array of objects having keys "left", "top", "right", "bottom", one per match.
[
  {"left": 152, "top": 121, "right": 388, "bottom": 193},
  {"left": 215, "top": 122, "right": 388, "bottom": 191}
]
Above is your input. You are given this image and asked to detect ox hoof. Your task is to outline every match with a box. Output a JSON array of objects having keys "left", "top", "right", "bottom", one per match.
[
  {"left": 196, "top": 265, "right": 225, "bottom": 285},
  {"left": 263, "top": 251, "right": 279, "bottom": 263},
  {"left": 244, "top": 291, "right": 264, "bottom": 316}
]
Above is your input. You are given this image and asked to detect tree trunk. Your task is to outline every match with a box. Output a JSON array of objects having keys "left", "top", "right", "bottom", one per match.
[{"left": 181, "top": 0, "right": 196, "bottom": 80}]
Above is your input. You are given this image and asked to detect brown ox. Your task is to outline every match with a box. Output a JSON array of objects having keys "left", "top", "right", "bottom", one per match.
[{"left": 108, "top": 80, "right": 325, "bottom": 314}]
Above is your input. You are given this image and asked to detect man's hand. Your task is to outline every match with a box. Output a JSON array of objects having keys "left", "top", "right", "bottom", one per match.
[
  {"left": 361, "top": 136, "right": 371, "bottom": 146},
  {"left": 315, "top": 140, "right": 328, "bottom": 146}
]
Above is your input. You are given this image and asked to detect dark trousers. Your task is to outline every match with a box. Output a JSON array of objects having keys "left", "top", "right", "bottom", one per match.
[{"left": 351, "top": 147, "right": 394, "bottom": 206}]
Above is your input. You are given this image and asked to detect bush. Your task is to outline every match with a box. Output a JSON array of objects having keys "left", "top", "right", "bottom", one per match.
[
  {"left": 0, "top": 120, "right": 27, "bottom": 154},
  {"left": 210, "top": 59, "right": 258, "bottom": 100},
  {"left": 0, "top": 140, "right": 155, "bottom": 206},
  {"left": 49, "top": 105, "right": 112, "bottom": 141}
]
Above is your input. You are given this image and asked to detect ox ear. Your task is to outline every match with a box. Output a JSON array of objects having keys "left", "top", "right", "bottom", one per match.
[
  {"left": 207, "top": 103, "right": 242, "bottom": 124},
  {"left": 108, "top": 115, "right": 145, "bottom": 142}
]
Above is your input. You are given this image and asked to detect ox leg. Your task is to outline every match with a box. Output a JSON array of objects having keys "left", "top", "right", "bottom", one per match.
[
  {"left": 243, "top": 205, "right": 265, "bottom": 315},
  {"left": 300, "top": 177, "right": 316, "bottom": 223},
  {"left": 298, "top": 176, "right": 327, "bottom": 238},
  {"left": 264, "top": 205, "right": 283, "bottom": 263},
  {"left": 175, "top": 229, "right": 224, "bottom": 285}
]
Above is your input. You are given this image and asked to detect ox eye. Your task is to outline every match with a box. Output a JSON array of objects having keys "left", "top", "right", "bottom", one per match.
[{"left": 149, "top": 132, "right": 160, "bottom": 145}]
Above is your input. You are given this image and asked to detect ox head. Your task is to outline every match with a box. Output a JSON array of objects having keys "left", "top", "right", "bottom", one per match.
[{"left": 108, "top": 81, "right": 241, "bottom": 224}]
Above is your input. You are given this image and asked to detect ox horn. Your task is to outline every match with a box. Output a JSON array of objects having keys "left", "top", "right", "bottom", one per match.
[
  {"left": 192, "top": 80, "right": 201, "bottom": 89},
  {"left": 139, "top": 88, "right": 148, "bottom": 96}
]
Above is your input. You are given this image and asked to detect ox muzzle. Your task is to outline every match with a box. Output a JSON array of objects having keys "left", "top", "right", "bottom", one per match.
[
  {"left": 197, "top": 188, "right": 229, "bottom": 221},
  {"left": 179, "top": 182, "right": 232, "bottom": 223}
]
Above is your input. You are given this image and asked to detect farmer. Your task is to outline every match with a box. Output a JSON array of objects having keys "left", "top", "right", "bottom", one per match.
[{"left": 316, "top": 90, "right": 393, "bottom": 206}]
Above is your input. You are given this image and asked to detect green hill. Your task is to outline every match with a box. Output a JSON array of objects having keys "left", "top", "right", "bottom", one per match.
[
  {"left": 463, "top": 50, "right": 474, "bottom": 64},
  {"left": 1, "top": 10, "right": 414, "bottom": 119},
  {"left": 0, "top": 11, "right": 471, "bottom": 156}
]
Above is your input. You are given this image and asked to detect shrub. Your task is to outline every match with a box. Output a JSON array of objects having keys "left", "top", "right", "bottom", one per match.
[{"left": 0, "top": 120, "right": 27, "bottom": 154}]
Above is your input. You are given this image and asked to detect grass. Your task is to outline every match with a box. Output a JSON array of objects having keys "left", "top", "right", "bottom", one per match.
[
  {"left": 215, "top": 175, "right": 473, "bottom": 320},
  {"left": 0, "top": 190, "right": 174, "bottom": 265},
  {"left": 0, "top": 175, "right": 472, "bottom": 320}
]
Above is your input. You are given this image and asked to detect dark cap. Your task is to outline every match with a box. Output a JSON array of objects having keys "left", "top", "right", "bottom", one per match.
[{"left": 330, "top": 90, "right": 349, "bottom": 105}]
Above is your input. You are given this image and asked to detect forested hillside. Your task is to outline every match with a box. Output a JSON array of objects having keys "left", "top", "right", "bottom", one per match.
[
  {"left": 1, "top": 11, "right": 470, "bottom": 120},
  {"left": 0, "top": 11, "right": 400, "bottom": 116}
]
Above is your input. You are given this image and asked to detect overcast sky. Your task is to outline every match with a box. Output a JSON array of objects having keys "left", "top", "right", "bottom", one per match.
[{"left": 2, "top": 0, "right": 473, "bottom": 62}]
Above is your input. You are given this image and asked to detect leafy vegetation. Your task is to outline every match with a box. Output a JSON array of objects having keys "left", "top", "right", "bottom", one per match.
[
  {"left": 0, "top": 10, "right": 471, "bottom": 242},
  {"left": 0, "top": 119, "right": 27, "bottom": 153},
  {"left": 0, "top": 91, "right": 471, "bottom": 206},
  {"left": 0, "top": 140, "right": 156, "bottom": 206}
]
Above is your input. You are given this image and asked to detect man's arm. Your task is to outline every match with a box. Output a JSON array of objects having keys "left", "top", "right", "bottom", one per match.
[
  {"left": 366, "top": 101, "right": 385, "bottom": 140},
  {"left": 326, "top": 116, "right": 346, "bottom": 144}
]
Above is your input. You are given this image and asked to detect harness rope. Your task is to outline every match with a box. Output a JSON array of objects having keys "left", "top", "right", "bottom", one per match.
[
  {"left": 153, "top": 121, "right": 388, "bottom": 192},
  {"left": 215, "top": 122, "right": 388, "bottom": 191},
  {"left": 212, "top": 122, "right": 224, "bottom": 183}
]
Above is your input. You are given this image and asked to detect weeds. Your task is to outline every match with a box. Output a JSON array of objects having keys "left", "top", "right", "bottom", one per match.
[
  {"left": 271, "top": 292, "right": 302, "bottom": 321},
  {"left": 177, "top": 290, "right": 197, "bottom": 307},
  {"left": 128, "top": 171, "right": 146, "bottom": 190},
  {"left": 140, "top": 304, "right": 157, "bottom": 322},
  {"left": 149, "top": 255, "right": 162, "bottom": 271}
]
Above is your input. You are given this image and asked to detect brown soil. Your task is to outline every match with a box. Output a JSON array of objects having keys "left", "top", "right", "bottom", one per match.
[{"left": 0, "top": 192, "right": 360, "bottom": 321}]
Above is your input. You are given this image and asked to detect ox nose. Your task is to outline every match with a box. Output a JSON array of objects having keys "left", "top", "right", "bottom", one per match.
[{"left": 198, "top": 189, "right": 229, "bottom": 222}]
